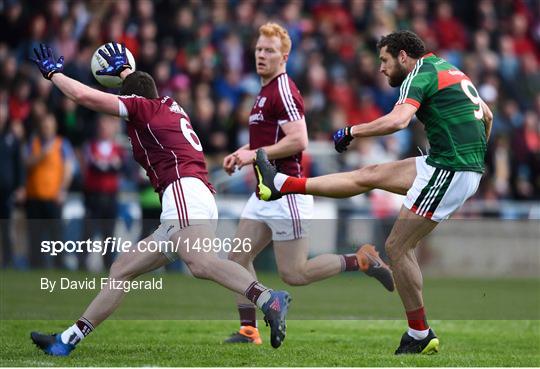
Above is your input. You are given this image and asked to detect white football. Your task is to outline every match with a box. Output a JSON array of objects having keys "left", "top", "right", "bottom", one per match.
[{"left": 91, "top": 43, "right": 136, "bottom": 88}]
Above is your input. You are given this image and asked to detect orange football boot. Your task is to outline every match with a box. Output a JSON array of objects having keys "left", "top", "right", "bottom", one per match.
[
  {"left": 356, "top": 244, "right": 395, "bottom": 291},
  {"left": 224, "top": 325, "right": 262, "bottom": 345}
]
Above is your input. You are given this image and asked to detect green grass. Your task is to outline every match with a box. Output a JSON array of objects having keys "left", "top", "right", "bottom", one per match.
[
  {"left": 1, "top": 270, "right": 539, "bottom": 366},
  {"left": 1, "top": 320, "right": 539, "bottom": 366},
  {"left": 2, "top": 270, "right": 539, "bottom": 320}
]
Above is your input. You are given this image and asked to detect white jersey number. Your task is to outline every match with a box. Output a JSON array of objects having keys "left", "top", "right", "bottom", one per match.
[
  {"left": 180, "top": 118, "right": 203, "bottom": 152},
  {"left": 460, "top": 79, "right": 484, "bottom": 120}
]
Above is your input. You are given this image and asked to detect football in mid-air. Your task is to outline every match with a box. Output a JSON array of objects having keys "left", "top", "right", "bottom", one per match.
[{"left": 91, "top": 42, "right": 136, "bottom": 88}]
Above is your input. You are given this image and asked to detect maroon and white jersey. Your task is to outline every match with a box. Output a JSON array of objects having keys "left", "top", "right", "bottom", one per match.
[
  {"left": 118, "top": 95, "right": 214, "bottom": 195},
  {"left": 249, "top": 73, "right": 305, "bottom": 177}
]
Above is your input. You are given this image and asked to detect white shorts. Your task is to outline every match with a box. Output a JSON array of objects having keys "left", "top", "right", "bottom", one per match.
[
  {"left": 152, "top": 177, "right": 218, "bottom": 261},
  {"left": 403, "top": 156, "right": 482, "bottom": 222},
  {"left": 240, "top": 192, "right": 314, "bottom": 241}
]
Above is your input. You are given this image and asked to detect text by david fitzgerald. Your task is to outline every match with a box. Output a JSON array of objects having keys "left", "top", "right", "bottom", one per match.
[{"left": 40, "top": 277, "right": 163, "bottom": 293}]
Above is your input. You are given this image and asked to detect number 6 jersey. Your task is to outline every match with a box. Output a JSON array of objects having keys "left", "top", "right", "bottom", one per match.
[
  {"left": 118, "top": 95, "right": 214, "bottom": 195},
  {"left": 395, "top": 53, "right": 487, "bottom": 173}
]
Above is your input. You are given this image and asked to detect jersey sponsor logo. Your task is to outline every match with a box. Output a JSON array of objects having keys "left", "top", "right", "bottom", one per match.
[
  {"left": 169, "top": 101, "right": 184, "bottom": 114},
  {"left": 249, "top": 112, "right": 264, "bottom": 125},
  {"left": 437, "top": 69, "right": 469, "bottom": 91}
]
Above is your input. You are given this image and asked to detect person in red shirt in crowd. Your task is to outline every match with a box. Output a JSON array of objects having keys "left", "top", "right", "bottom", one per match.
[
  {"left": 432, "top": 1, "right": 467, "bottom": 51},
  {"left": 29, "top": 42, "right": 291, "bottom": 356},
  {"left": 80, "top": 115, "right": 125, "bottom": 270}
]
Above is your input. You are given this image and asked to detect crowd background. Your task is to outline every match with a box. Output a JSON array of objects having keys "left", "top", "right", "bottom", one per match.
[{"left": 0, "top": 0, "right": 539, "bottom": 269}]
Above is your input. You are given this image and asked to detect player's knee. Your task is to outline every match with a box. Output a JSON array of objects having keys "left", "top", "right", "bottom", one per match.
[
  {"left": 384, "top": 239, "right": 401, "bottom": 264},
  {"left": 278, "top": 269, "right": 309, "bottom": 286},
  {"left": 227, "top": 249, "right": 252, "bottom": 265},
  {"left": 184, "top": 256, "right": 212, "bottom": 279},
  {"left": 356, "top": 164, "right": 379, "bottom": 186},
  {"left": 109, "top": 258, "right": 138, "bottom": 281}
]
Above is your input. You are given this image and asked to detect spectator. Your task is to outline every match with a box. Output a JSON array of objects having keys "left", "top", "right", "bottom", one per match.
[
  {"left": 0, "top": 105, "right": 25, "bottom": 267},
  {"left": 1, "top": 0, "right": 537, "bottom": 212},
  {"left": 432, "top": 1, "right": 467, "bottom": 51},
  {"left": 24, "top": 113, "right": 74, "bottom": 268},
  {"left": 80, "top": 115, "right": 124, "bottom": 270}
]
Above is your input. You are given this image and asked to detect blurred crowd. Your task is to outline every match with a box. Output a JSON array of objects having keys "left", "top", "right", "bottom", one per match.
[{"left": 0, "top": 0, "right": 539, "bottom": 268}]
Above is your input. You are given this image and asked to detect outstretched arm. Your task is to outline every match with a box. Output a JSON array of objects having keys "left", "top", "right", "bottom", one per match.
[
  {"left": 350, "top": 103, "right": 417, "bottom": 138},
  {"left": 31, "top": 43, "right": 133, "bottom": 117},
  {"left": 50, "top": 71, "right": 132, "bottom": 117},
  {"left": 333, "top": 103, "right": 417, "bottom": 152}
]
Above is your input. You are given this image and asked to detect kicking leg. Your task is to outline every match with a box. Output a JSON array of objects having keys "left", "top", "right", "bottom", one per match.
[
  {"left": 305, "top": 158, "right": 417, "bottom": 197},
  {"left": 255, "top": 149, "right": 416, "bottom": 199}
]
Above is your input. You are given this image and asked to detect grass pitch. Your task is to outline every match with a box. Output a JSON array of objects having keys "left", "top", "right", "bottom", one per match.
[
  {"left": 2, "top": 320, "right": 539, "bottom": 366},
  {"left": 1, "top": 270, "right": 539, "bottom": 366}
]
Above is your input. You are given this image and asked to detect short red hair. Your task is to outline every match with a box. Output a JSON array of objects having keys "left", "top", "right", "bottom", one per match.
[{"left": 258, "top": 22, "right": 292, "bottom": 54}]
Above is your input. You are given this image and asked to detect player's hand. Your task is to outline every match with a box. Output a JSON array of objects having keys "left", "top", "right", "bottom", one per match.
[
  {"left": 30, "top": 44, "right": 64, "bottom": 80},
  {"left": 96, "top": 43, "right": 132, "bottom": 76},
  {"left": 223, "top": 153, "right": 239, "bottom": 175},
  {"left": 235, "top": 149, "right": 256, "bottom": 168},
  {"left": 333, "top": 126, "right": 354, "bottom": 153}
]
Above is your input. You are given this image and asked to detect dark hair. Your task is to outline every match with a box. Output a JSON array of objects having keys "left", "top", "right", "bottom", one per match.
[
  {"left": 120, "top": 71, "right": 158, "bottom": 99},
  {"left": 377, "top": 30, "right": 426, "bottom": 59}
]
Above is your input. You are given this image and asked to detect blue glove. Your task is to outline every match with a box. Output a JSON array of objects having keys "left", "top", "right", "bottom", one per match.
[
  {"left": 96, "top": 43, "right": 131, "bottom": 76},
  {"left": 333, "top": 126, "right": 354, "bottom": 153},
  {"left": 30, "top": 44, "right": 64, "bottom": 80}
]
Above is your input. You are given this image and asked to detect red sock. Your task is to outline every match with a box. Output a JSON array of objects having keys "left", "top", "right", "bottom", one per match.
[
  {"left": 281, "top": 177, "right": 307, "bottom": 194},
  {"left": 406, "top": 307, "right": 429, "bottom": 331}
]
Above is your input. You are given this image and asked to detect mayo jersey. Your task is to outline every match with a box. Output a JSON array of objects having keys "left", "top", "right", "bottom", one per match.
[{"left": 396, "top": 53, "right": 487, "bottom": 173}]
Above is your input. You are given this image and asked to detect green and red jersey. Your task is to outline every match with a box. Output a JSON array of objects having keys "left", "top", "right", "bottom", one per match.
[{"left": 396, "top": 53, "right": 487, "bottom": 173}]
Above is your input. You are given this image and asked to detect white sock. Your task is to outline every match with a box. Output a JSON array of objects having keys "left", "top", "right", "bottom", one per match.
[
  {"left": 61, "top": 324, "right": 84, "bottom": 345},
  {"left": 240, "top": 324, "right": 258, "bottom": 330},
  {"left": 255, "top": 289, "right": 272, "bottom": 309},
  {"left": 408, "top": 327, "right": 430, "bottom": 340},
  {"left": 273, "top": 173, "right": 288, "bottom": 191}
]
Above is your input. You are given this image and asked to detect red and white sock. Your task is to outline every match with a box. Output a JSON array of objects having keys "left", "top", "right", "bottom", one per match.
[
  {"left": 274, "top": 173, "right": 306, "bottom": 195},
  {"left": 406, "top": 307, "right": 429, "bottom": 340}
]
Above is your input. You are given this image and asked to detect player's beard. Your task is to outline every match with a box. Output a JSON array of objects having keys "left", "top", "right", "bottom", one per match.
[{"left": 388, "top": 64, "right": 409, "bottom": 88}]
